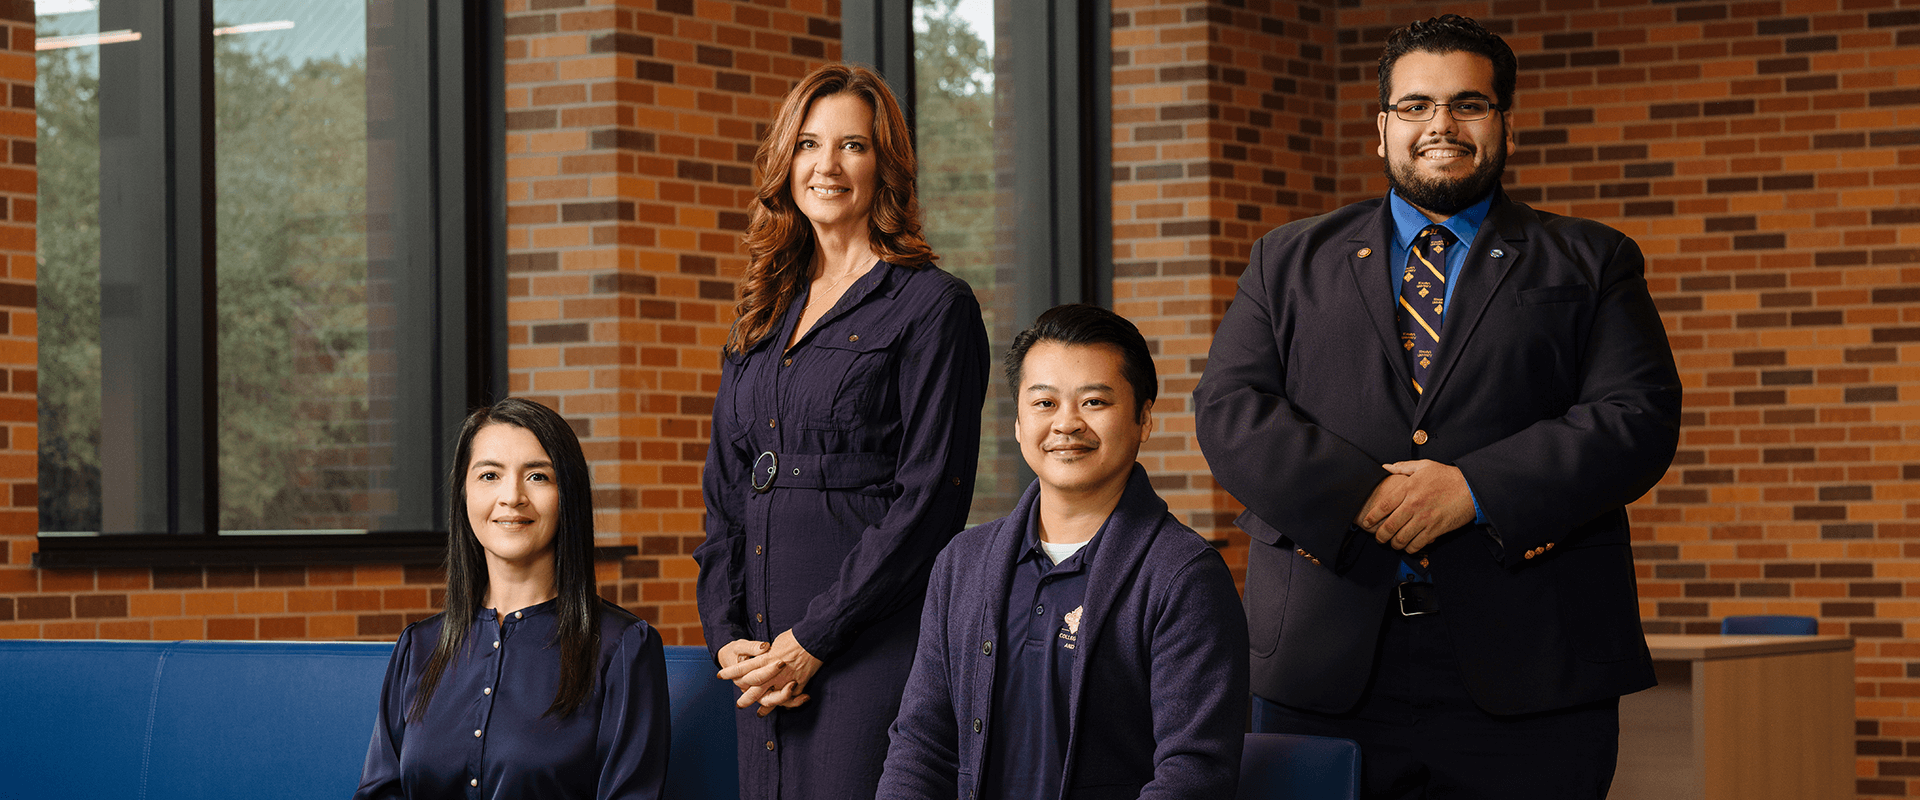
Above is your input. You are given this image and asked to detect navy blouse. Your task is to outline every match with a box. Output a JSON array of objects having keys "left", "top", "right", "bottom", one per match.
[{"left": 354, "top": 598, "right": 669, "bottom": 800}]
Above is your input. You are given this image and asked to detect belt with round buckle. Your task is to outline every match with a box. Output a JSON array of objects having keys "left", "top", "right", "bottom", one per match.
[{"left": 752, "top": 451, "right": 777, "bottom": 493}]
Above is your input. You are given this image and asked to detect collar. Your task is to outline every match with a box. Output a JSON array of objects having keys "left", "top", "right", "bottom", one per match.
[
  {"left": 475, "top": 595, "right": 559, "bottom": 623},
  {"left": 1388, "top": 188, "right": 1494, "bottom": 250},
  {"left": 1019, "top": 498, "right": 1106, "bottom": 568}
]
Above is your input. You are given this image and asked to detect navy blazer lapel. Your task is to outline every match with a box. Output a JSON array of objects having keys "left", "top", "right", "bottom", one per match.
[
  {"left": 979, "top": 479, "right": 1037, "bottom": 686},
  {"left": 1342, "top": 205, "right": 1413, "bottom": 395},
  {"left": 1414, "top": 194, "right": 1527, "bottom": 422}
]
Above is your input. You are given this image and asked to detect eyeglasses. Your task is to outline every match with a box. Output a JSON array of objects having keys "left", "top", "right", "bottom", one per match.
[{"left": 1388, "top": 100, "right": 1499, "bottom": 122}]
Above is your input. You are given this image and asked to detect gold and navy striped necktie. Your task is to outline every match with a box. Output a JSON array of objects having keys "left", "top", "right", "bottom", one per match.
[{"left": 1397, "top": 225, "right": 1454, "bottom": 395}]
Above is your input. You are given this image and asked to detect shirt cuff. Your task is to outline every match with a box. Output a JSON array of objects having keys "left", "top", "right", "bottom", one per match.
[{"left": 1467, "top": 479, "right": 1487, "bottom": 526}]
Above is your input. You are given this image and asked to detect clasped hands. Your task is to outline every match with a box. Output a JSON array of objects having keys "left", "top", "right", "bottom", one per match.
[
  {"left": 717, "top": 629, "right": 822, "bottom": 717},
  {"left": 1353, "top": 460, "right": 1477, "bottom": 554}
]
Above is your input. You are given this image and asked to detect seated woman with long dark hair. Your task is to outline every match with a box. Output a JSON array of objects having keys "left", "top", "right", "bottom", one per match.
[{"left": 356, "top": 397, "right": 669, "bottom": 800}]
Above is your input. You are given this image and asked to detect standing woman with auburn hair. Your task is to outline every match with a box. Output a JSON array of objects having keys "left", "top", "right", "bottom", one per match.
[
  {"left": 356, "top": 398, "right": 669, "bottom": 800},
  {"left": 694, "top": 64, "right": 989, "bottom": 799}
]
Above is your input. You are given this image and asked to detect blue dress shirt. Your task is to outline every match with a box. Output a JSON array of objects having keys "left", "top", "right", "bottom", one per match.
[{"left": 1385, "top": 190, "right": 1493, "bottom": 538}]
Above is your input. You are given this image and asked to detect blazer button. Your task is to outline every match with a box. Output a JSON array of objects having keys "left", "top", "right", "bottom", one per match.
[
  {"left": 1524, "top": 549, "right": 1537, "bottom": 560},
  {"left": 1412, "top": 429, "right": 1429, "bottom": 445},
  {"left": 1545, "top": 543, "right": 1555, "bottom": 551}
]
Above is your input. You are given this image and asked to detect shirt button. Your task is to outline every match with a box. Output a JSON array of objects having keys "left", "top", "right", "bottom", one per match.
[
  {"left": 755, "top": 545, "right": 764, "bottom": 555},
  {"left": 473, "top": 729, "right": 482, "bottom": 738},
  {"left": 483, "top": 687, "right": 492, "bottom": 695},
  {"left": 756, "top": 613, "right": 765, "bottom": 623},
  {"left": 1412, "top": 429, "right": 1429, "bottom": 445},
  {"left": 513, "top": 611, "right": 522, "bottom": 619},
  {"left": 981, "top": 641, "right": 992, "bottom": 656},
  {"left": 972, "top": 718, "right": 982, "bottom": 733},
  {"left": 848, "top": 334, "right": 859, "bottom": 342},
  {"left": 766, "top": 741, "right": 776, "bottom": 751},
  {"left": 782, "top": 357, "right": 792, "bottom": 366},
  {"left": 1035, "top": 605, "right": 1044, "bottom": 615},
  {"left": 470, "top": 779, "right": 479, "bottom": 788},
  {"left": 768, "top": 418, "right": 777, "bottom": 428},
  {"left": 492, "top": 641, "right": 500, "bottom": 649}
]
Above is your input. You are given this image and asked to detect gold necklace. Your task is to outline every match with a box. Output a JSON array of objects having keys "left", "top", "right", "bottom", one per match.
[{"left": 804, "top": 266, "right": 858, "bottom": 312}]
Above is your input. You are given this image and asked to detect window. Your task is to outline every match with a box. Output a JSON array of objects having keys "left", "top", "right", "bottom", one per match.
[
  {"left": 847, "top": 0, "right": 1111, "bottom": 522},
  {"left": 33, "top": 0, "right": 504, "bottom": 566}
]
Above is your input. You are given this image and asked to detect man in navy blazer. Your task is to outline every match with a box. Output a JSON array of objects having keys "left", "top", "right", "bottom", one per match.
[
  {"left": 879, "top": 304, "right": 1248, "bottom": 800},
  {"left": 1193, "top": 15, "right": 1681, "bottom": 800}
]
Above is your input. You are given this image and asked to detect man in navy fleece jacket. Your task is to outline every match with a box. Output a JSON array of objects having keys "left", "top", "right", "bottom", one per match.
[{"left": 877, "top": 304, "right": 1248, "bottom": 800}]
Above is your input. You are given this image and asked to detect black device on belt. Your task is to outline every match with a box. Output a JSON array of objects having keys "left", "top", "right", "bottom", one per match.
[{"left": 1396, "top": 581, "right": 1439, "bottom": 616}]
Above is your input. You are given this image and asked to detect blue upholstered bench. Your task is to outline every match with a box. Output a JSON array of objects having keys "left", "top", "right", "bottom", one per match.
[{"left": 0, "top": 639, "right": 737, "bottom": 800}]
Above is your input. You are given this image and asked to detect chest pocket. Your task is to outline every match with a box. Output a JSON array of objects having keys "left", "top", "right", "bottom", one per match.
[{"left": 796, "top": 325, "right": 903, "bottom": 430}]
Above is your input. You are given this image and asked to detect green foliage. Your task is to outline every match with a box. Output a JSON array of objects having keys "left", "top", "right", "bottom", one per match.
[
  {"left": 36, "top": 45, "right": 104, "bottom": 532},
  {"left": 213, "top": 35, "right": 372, "bottom": 530},
  {"left": 35, "top": 32, "right": 375, "bottom": 532}
]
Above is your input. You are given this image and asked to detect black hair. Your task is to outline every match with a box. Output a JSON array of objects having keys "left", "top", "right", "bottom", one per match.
[
  {"left": 1004, "top": 304, "right": 1158, "bottom": 421},
  {"left": 408, "top": 397, "right": 602, "bottom": 722},
  {"left": 1376, "top": 14, "right": 1518, "bottom": 112}
]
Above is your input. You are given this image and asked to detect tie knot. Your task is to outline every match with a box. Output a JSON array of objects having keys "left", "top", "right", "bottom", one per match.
[{"left": 1421, "top": 226, "right": 1455, "bottom": 252}]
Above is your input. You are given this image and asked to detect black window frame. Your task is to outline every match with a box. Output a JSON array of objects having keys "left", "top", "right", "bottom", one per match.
[{"left": 33, "top": 0, "right": 509, "bottom": 568}]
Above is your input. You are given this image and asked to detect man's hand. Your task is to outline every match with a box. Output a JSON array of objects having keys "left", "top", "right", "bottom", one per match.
[
  {"left": 1362, "top": 460, "right": 1476, "bottom": 553},
  {"left": 716, "top": 629, "right": 822, "bottom": 716}
]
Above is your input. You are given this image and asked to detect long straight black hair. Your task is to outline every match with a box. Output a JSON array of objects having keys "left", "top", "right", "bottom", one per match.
[{"left": 407, "top": 397, "right": 602, "bottom": 722}]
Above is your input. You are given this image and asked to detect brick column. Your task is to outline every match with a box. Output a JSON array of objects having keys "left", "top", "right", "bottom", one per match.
[
  {"left": 0, "top": 2, "right": 34, "bottom": 637},
  {"left": 1109, "top": 0, "right": 1339, "bottom": 584},
  {"left": 504, "top": 0, "right": 839, "bottom": 645}
]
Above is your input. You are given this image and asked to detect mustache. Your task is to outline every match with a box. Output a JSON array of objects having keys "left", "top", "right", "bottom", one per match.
[
  {"left": 1042, "top": 437, "right": 1097, "bottom": 451},
  {"left": 1415, "top": 137, "right": 1474, "bottom": 152}
]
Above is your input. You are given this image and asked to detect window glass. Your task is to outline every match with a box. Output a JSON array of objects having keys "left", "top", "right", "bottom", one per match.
[
  {"left": 212, "top": 0, "right": 378, "bottom": 532},
  {"left": 36, "top": 0, "right": 112, "bottom": 533},
  {"left": 914, "top": 0, "right": 1019, "bottom": 523}
]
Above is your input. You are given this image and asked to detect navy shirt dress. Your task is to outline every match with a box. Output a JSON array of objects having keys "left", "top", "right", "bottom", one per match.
[
  {"left": 694, "top": 260, "right": 989, "bottom": 800},
  {"left": 355, "top": 598, "right": 670, "bottom": 800}
]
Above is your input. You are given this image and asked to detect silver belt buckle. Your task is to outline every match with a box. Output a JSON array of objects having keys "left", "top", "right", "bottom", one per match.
[
  {"left": 1396, "top": 581, "right": 1438, "bottom": 616},
  {"left": 751, "top": 451, "right": 777, "bottom": 493}
]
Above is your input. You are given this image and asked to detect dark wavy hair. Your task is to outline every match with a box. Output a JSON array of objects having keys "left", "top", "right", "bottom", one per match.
[
  {"left": 727, "top": 63, "right": 936, "bottom": 355},
  {"left": 1004, "top": 304, "right": 1159, "bottom": 422},
  {"left": 1377, "top": 14, "right": 1517, "bottom": 111},
  {"left": 408, "top": 398, "right": 601, "bottom": 722}
]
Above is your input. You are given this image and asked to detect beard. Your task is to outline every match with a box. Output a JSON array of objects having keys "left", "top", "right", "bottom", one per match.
[{"left": 1385, "top": 139, "right": 1506, "bottom": 217}]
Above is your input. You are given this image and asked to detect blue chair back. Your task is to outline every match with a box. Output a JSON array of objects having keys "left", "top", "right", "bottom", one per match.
[
  {"left": 663, "top": 644, "right": 740, "bottom": 800},
  {"left": 0, "top": 639, "right": 738, "bottom": 800},
  {"left": 0, "top": 639, "right": 392, "bottom": 800},
  {"left": 1237, "top": 732, "right": 1362, "bottom": 800},
  {"left": 1720, "top": 615, "right": 1818, "bottom": 635}
]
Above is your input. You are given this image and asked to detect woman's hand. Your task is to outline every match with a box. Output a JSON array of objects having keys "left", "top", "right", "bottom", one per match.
[
  {"left": 716, "top": 639, "right": 771, "bottom": 690},
  {"left": 716, "top": 629, "right": 823, "bottom": 717}
]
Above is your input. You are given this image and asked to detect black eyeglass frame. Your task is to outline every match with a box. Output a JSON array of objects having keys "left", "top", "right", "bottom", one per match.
[{"left": 1385, "top": 100, "right": 1504, "bottom": 123}]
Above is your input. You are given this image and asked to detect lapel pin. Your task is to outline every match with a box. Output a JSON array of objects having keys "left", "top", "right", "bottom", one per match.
[
  {"left": 1357, "top": 247, "right": 1372, "bottom": 258},
  {"left": 1490, "top": 249, "right": 1506, "bottom": 258}
]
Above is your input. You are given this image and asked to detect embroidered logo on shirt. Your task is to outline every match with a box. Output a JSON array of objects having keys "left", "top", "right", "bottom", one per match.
[{"left": 1058, "top": 606, "right": 1084, "bottom": 649}]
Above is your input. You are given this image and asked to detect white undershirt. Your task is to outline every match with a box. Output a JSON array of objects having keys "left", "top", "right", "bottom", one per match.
[{"left": 1038, "top": 538, "right": 1089, "bottom": 566}]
